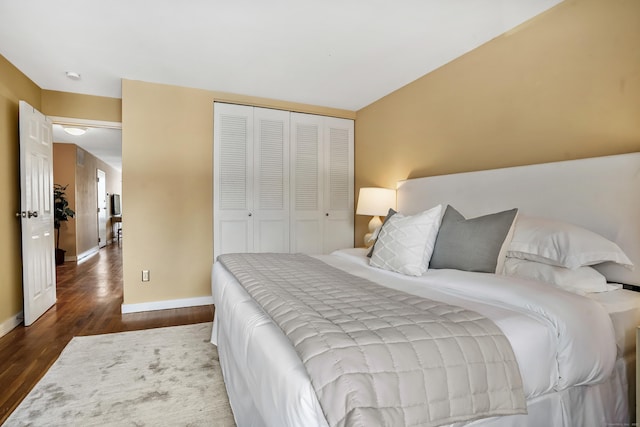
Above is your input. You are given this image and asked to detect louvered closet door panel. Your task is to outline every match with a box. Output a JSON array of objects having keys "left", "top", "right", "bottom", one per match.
[
  {"left": 253, "top": 107, "right": 290, "bottom": 253},
  {"left": 323, "top": 117, "right": 354, "bottom": 253},
  {"left": 290, "top": 113, "right": 324, "bottom": 254},
  {"left": 213, "top": 103, "right": 254, "bottom": 257}
]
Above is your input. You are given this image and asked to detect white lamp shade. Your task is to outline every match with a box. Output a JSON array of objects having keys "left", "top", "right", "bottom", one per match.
[{"left": 356, "top": 187, "right": 396, "bottom": 216}]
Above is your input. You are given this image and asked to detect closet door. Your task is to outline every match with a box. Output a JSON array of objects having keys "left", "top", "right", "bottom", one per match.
[
  {"left": 253, "top": 108, "right": 290, "bottom": 253},
  {"left": 215, "top": 104, "right": 353, "bottom": 257},
  {"left": 290, "top": 113, "right": 324, "bottom": 254},
  {"left": 213, "top": 103, "right": 254, "bottom": 258},
  {"left": 323, "top": 117, "right": 354, "bottom": 253}
]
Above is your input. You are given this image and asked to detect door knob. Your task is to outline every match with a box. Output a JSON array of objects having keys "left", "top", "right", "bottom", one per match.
[
  {"left": 28, "top": 211, "right": 38, "bottom": 218},
  {"left": 248, "top": 212, "right": 252, "bottom": 217},
  {"left": 16, "top": 212, "right": 24, "bottom": 218}
]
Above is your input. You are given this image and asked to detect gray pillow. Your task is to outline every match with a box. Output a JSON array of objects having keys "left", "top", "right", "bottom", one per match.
[
  {"left": 366, "top": 208, "right": 397, "bottom": 257},
  {"left": 429, "top": 205, "right": 518, "bottom": 273}
]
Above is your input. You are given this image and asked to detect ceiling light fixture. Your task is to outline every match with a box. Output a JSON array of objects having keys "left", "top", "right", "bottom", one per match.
[
  {"left": 65, "top": 71, "right": 81, "bottom": 80},
  {"left": 63, "top": 126, "right": 87, "bottom": 136}
]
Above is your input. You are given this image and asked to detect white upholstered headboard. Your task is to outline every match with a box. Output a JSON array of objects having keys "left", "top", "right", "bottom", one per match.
[{"left": 397, "top": 152, "right": 640, "bottom": 286}]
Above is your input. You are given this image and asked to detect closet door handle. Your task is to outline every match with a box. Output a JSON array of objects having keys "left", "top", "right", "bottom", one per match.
[
  {"left": 28, "top": 211, "right": 38, "bottom": 218},
  {"left": 325, "top": 213, "right": 329, "bottom": 217},
  {"left": 248, "top": 213, "right": 252, "bottom": 217}
]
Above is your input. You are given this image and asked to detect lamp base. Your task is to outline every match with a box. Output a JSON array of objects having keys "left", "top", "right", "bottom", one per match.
[
  {"left": 364, "top": 216, "right": 382, "bottom": 248},
  {"left": 364, "top": 233, "right": 374, "bottom": 248}
]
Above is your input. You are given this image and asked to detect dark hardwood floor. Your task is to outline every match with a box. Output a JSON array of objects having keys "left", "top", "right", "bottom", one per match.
[{"left": 0, "top": 241, "right": 214, "bottom": 425}]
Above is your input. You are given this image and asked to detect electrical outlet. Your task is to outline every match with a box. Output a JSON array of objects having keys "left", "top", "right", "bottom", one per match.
[{"left": 142, "top": 270, "right": 150, "bottom": 282}]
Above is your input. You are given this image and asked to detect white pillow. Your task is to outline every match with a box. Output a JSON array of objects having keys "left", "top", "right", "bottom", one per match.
[
  {"left": 370, "top": 205, "right": 443, "bottom": 276},
  {"left": 507, "top": 215, "right": 633, "bottom": 270},
  {"left": 503, "top": 258, "right": 621, "bottom": 295}
]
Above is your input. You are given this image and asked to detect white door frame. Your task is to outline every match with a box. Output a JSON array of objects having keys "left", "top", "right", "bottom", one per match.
[
  {"left": 49, "top": 116, "right": 122, "bottom": 251},
  {"left": 97, "top": 169, "right": 107, "bottom": 248},
  {"left": 48, "top": 116, "right": 122, "bottom": 130}
]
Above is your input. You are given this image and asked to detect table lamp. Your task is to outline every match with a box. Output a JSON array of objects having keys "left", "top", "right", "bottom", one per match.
[{"left": 356, "top": 187, "right": 396, "bottom": 247}]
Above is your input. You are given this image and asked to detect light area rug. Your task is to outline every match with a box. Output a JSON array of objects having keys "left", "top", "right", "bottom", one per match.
[{"left": 4, "top": 323, "right": 236, "bottom": 427}]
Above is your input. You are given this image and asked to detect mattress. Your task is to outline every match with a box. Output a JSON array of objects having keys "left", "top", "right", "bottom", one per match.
[
  {"left": 587, "top": 287, "right": 640, "bottom": 424},
  {"left": 587, "top": 289, "right": 640, "bottom": 358},
  {"left": 211, "top": 248, "right": 631, "bottom": 427}
]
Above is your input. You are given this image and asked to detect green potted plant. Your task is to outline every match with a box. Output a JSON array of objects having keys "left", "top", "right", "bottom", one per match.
[{"left": 54, "top": 184, "right": 75, "bottom": 265}]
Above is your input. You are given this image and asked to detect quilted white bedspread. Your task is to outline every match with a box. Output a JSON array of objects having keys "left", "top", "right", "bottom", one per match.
[
  {"left": 212, "top": 249, "right": 618, "bottom": 427},
  {"left": 218, "top": 253, "right": 526, "bottom": 427}
]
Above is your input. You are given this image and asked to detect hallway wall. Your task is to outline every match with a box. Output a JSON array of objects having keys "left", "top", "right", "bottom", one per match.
[{"left": 53, "top": 143, "right": 122, "bottom": 260}]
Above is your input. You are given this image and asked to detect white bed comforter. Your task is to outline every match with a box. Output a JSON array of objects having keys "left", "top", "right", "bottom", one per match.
[{"left": 211, "top": 249, "right": 617, "bottom": 427}]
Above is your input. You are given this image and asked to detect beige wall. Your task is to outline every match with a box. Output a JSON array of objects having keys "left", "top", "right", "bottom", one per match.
[
  {"left": 53, "top": 144, "right": 77, "bottom": 257},
  {"left": 355, "top": 0, "right": 640, "bottom": 241},
  {"left": 0, "top": 55, "right": 41, "bottom": 326},
  {"left": 42, "top": 90, "right": 122, "bottom": 123},
  {"left": 122, "top": 82, "right": 214, "bottom": 304},
  {"left": 74, "top": 147, "right": 100, "bottom": 256},
  {"left": 75, "top": 148, "right": 122, "bottom": 255},
  {"left": 121, "top": 79, "right": 354, "bottom": 305}
]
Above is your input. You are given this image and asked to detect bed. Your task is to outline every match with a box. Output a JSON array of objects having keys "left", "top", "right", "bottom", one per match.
[{"left": 211, "top": 152, "right": 640, "bottom": 427}]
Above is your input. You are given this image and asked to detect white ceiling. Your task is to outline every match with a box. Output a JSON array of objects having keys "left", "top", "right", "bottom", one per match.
[
  {"left": 52, "top": 125, "right": 122, "bottom": 172},
  {"left": 2, "top": 1, "right": 562, "bottom": 169},
  {"left": 0, "top": 0, "right": 562, "bottom": 112}
]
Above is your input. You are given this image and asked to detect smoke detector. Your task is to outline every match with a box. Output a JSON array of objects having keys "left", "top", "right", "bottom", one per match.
[{"left": 65, "top": 71, "right": 81, "bottom": 80}]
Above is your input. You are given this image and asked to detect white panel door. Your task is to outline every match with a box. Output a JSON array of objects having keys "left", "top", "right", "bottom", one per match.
[
  {"left": 253, "top": 107, "right": 290, "bottom": 253},
  {"left": 97, "top": 169, "right": 107, "bottom": 248},
  {"left": 213, "top": 103, "right": 254, "bottom": 258},
  {"left": 323, "top": 117, "right": 354, "bottom": 253},
  {"left": 290, "top": 113, "right": 324, "bottom": 254},
  {"left": 19, "top": 101, "right": 56, "bottom": 326}
]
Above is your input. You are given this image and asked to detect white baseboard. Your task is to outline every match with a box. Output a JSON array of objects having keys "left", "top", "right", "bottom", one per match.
[
  {"left": 62, "top": 246, "right": 99, "bottom": 263},
  {"left": 0, "top": 311, "right": 23, "bottom": 338},
  {"left": 77, "top": 246, "right": 100, "bottom": 263},
  {"left": 121, "top": 296, "right": 214, "bottom": 314}
]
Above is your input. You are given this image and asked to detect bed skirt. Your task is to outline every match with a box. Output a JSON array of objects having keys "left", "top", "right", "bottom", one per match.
[{"left": 211, "top": 310, "right": 629, "bottom": 427}]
